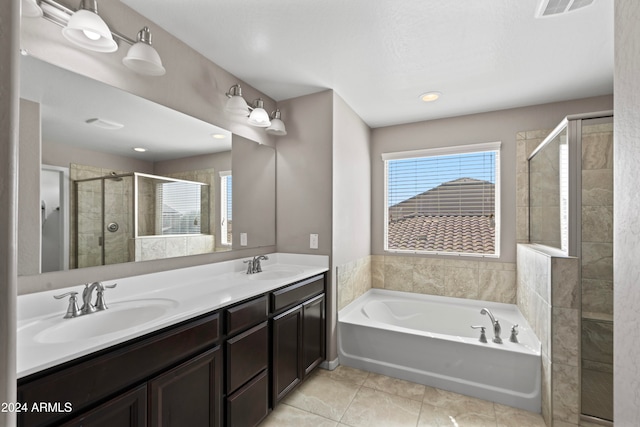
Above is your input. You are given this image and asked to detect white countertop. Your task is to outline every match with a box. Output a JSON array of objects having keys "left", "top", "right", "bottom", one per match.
[{"left": 17, "top": 253, "right": 329, "bottom": 379}]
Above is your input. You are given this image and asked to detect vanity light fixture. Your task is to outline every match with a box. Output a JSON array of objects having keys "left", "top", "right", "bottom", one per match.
[
  {"left": 224, "top": 84, "right": 251, "bottom": 116},
  {"left": 37, "top": 0, "right": 166, "bottom": 76},
  {"left": 266, "top": 110, "right": 287, "bottom": 136},
  {"left": 133, "top": 147, "right": 147, "bottom": 152},
  {"left": 122, "top": 27, "right": 166, "bottom": 76},
  {"left": 211, "top": 133, "right": 227, "bottom": 139},
  {"left": 225, "top": 84, "right": 287, "bottom": 134},
  {"left": 62, "top": 0, "right": 117, "bottom": 53},
  {"left": 247, "top": 99, "right": 271, "bottom": 128},
  {"left": 21, "top": 0, "right": 43, "bottom": 18}
]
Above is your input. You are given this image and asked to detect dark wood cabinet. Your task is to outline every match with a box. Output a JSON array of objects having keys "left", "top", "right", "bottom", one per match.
[
  {"left": 271, "top": 275, "right": 326, "bottom": 406},
  {"left": 60, "top": 384, "right": 147, "bottom": 427},
  {"left": 18, "top": 273, "right": 326, "bottom": 427},
  {"left": 303, "top": 294, "right": 325, "bottom": 375},
  {"left": 149, "top": 346, "right": 222, "bottom": 427},
  {"left": 272, "top": 305, "right": 303, "bottom": 403}
]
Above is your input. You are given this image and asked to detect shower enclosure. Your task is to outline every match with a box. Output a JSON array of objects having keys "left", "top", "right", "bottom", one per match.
[
  {"left": 73, "top": 172, "right": 211, "bottom": 268},
  {"left": 529, "top": 111, "right": 614, "bottom": 424}
]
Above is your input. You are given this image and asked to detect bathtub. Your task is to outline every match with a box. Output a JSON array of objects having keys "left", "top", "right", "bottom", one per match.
[{"left": 338, "top": 289, "right": 541, "bottom": 412}]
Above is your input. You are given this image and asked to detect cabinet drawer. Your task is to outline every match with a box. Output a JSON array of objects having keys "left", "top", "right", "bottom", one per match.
[
  {"left": 226, "top": 370, "right": 269, "bottom": 427},
  {"left": 225, "top": 295, "right": 268, "bottom": 336},
  {"left": 225, "top": 322, "right": 268, "bottom": 393},
  {"left": 18, "top": 313, "right": 220, "bottom": 427},
  {"left": 271, "top": 275, "right": 324, "bottom": 313}
]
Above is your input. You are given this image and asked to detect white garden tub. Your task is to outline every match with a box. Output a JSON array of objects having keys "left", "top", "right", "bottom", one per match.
[{"left": 338, "top": 289, "right": 541, "bottom": 412}]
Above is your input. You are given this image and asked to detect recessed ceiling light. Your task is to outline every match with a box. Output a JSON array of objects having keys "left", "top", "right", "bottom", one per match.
[
  {"left": 211, "top": 133, "right": 227, "bottom": 139},
  {"left": 85, "top": 118, "right": 124, "bottom": 130},
  {"left": 420, "top": 91, "right": 441, "bottom": 103},
  {"left": 133, "top": 147, "right": 147, "bottom": 152}
]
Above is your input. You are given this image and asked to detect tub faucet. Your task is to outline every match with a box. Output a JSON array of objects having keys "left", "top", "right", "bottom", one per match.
[{"left": 480, "top": 308, "right": 502, "bottom": 344}]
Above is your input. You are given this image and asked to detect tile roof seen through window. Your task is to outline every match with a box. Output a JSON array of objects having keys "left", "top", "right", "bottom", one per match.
[{"left": 387, "top": 215, "right": 495, "bottom": 254}]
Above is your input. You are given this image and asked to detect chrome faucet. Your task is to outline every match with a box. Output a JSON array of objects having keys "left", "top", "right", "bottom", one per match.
[
  {"left": 244, "top": 255, "right": 269, "bottom": 274},
  {"left": 480, "top": 307, "right": 502, "bottom": 344},
  {"left": 55, "top": 282, "right": 117, "bottom": 318}
]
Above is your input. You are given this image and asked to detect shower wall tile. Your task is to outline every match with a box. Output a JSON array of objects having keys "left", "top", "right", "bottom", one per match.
[
  {"left": 582, "top": 279, "right": 613, "bottom": 315},
  {"left": 582, "top": 205, "right": 613, "bottom": 243},
  {"left": 552, "top": 307, "right": 580, "bottom": 366},
  {"left": 582, "top": 319, "right": 614, "bottom": 365},
  {"left": 581, "top": 242, "right": 613, "bottom": 280},
  {"left": 551, "top": 257, "right": 579, "bottom": 309},
  {"left": 582, "top": 169, "right": 613, "bottom": 206},
  {"left": 582, "top": 132, "right": 614, "bottom": 170},
  {"left": 552, "top": 363, "right": 580, "bottom": 425}
]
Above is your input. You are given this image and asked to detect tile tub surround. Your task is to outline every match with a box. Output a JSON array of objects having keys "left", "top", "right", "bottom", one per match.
[
  {"left": 337, "top": 255, "right": 372, "bottom": 311},
  {"left": 260, "top": 365, "right": 546, "bottom": 427},
  {"left": 371, "top": 255, "right": 517, "bottom": 304},
  {"left": 16, "top": 253, "right": 329, "bottom": 378},
  {"left": 517, "top": 244, "right": 581, "bottom": 427}
]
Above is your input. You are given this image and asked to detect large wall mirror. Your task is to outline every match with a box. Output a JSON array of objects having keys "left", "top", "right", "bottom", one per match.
[{"left": 19, "top": 55, "right": 276, "bottom": 276}]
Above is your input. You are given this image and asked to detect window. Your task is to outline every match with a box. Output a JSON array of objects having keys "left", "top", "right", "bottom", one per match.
[
  {"left": 220, "top": 171, "right": 232, "bottom": 246},
  {"left": 383, "top": 142, "right": 500, "bottom": 257},
  {"left": 158, "top": 181, "right": 205, "bottom": 235}
]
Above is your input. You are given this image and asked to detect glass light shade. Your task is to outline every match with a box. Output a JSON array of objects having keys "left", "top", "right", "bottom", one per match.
[
  {"left": 248, "top": 108, "right": 271, "bottom": 127},
  {"left": 22, "top": 0, "right": 43, "bottom": 18},
  {"left": 123, "top": 42, "right": 165, "bottom": 76},
  {"left": 266, "top": 110, "right": 287, "bottom": 135},
  {"left": 225, "top": 95, "right": 250, "bottom": 116},
  {"left": 62, "top": 9, "right": 117, "bottom": 52}
]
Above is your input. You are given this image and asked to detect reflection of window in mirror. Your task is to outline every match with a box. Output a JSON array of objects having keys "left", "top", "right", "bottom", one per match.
[
  {"left": 220, "top": 171, "right": 232, "bottom": 246},
  {"left": 157, "top": 181, "right": 204, "bottom": 235}
]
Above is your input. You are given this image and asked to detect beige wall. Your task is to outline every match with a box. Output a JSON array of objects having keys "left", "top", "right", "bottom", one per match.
[
  {"left": 614, "top": 1, "right": 640, "bottom": 424},
  {"left": 371, "top": 95, "right": 613, "bottom": 265},
  {"left": 0, "top": 1, "right": 19, "bottom": 424},
  {"left": 18, "top": 99, "right": 40, "bottom": 276},
  {"left": 332, "top": 94, "right": 372, "bottom": 350}
]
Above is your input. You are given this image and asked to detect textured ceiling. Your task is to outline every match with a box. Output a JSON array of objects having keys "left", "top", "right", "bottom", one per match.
[{"left": 122, "top": 0, "right": 613, "bottom": 128}]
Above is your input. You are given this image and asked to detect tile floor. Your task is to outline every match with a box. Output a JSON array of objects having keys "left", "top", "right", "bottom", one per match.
[{"left": 259, "top": 366, "right": 547, "bottom": 427}]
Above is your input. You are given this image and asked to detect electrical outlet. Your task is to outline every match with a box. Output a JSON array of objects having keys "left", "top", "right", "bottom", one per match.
[
  {"left": 240, "top": 233, "right": 247, "bottom": 246},
  {"left": 310, "top": 233, "right": 318, "bottom": 249}
]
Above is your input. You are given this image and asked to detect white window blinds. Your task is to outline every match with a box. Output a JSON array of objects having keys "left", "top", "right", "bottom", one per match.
[{"left": 383, "top": 142, "right": 500, "bottom": 256}]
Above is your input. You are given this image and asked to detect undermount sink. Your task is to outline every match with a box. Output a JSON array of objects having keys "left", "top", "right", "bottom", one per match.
[
  {"left": 23, "top": 298, "right": 179, "bottom": 345},
  {"left": 248, "top": 268, "right": 304, "bottom": 281}
]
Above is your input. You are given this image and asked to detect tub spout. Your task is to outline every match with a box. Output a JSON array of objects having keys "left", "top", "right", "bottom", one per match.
[{"left": 480, "top": 308, "right": 502, "bottom": 344}]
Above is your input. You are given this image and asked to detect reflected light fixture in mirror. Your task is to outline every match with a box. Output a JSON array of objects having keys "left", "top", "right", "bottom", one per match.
[
  {"left": 62, "top": 0, "right": 118, "bottom": 52},
  {"left": 22, "top": 0, "right": 43, "bottom": 18},
  {"left": 122, "top": 27, "right": 166, "bottom": 76},
  {"left": 266, "top": 110, "right": 287, "bottom": 136}
]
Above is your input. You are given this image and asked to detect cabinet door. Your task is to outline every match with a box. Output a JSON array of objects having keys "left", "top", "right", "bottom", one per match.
[
  {"left": 272, "top": 305, "right": 303, "bottom": 404},
  {"left": 149, "top": 346, "right": 222, "bottom": 427},
  {"left": 303, "top": 293, "right": 325, "bottom": 376},
  {"left": 60, "top": 384, "right": 146, "bottom": 427}
]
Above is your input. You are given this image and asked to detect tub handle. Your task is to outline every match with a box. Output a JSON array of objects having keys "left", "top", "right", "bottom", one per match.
[
  {"left": 510, "top": 324, "right": 519, "bottom": 343},
  {"left": 471, "top": 325, "right": 488, "bottom": 343}
]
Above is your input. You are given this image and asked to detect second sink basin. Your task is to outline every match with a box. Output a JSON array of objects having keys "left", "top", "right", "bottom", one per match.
[{"left": 22, "top": 298, "right": 179, "bottom": 345}]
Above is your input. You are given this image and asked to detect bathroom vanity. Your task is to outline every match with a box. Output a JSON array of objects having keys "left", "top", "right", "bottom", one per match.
[{"left": 16, "top": 254, "right": 328, "bottom": 427}]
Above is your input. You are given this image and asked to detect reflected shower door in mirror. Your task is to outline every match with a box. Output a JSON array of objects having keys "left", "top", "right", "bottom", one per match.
[{"left": 19, "top": 54, "right": 276, "bottom": 275}]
